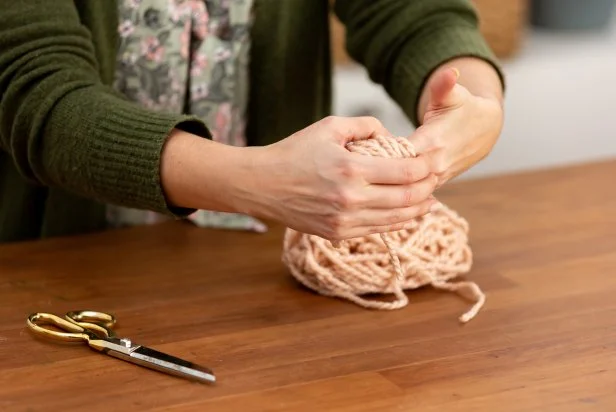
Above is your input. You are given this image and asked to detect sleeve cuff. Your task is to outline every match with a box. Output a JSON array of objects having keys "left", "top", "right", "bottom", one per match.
[
  {"left": 159, "top": 119, "right": 213, "bottom": 218},
  {"left": 42, "top": 87, "right": 212, "bottom": 218}
]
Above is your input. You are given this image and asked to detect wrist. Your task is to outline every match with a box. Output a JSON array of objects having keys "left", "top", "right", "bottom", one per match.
[
  {"left": 452, "top": 57, "right": 504, "bottom": 104},
  {"left": 222, "top": 144, "right": 279, "bottom": 220},
  {"left": 219, "top": 145, "right": 272, "bottom": 218},
  {"left": 160, "top": 128, "right": 255, "bottom": 214}
]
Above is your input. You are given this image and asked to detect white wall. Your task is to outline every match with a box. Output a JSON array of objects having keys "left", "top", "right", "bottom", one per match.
[{"left": 332, "top": 18, "right": 616, "bottom": 180}]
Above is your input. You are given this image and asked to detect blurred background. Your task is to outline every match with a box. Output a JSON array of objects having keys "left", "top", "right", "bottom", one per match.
[{"left": 330, "top": 0, "right": 616, "bottom": 179}]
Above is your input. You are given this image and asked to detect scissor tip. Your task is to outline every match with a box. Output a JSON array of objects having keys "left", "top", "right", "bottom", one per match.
[
  {"left": 201, "top": 374, "right": 216, "bottom": 384},
  {"left": 192, "top": 370, "right": 216, "bottom": 384}
]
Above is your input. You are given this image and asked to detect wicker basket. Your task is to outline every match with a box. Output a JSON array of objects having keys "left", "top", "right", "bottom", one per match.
[
  {"left": 472, "top": 0, "right": 530, "bottom": 58},
  {"left": 330, "top": 12, "right": 351, "bottom": 66}
]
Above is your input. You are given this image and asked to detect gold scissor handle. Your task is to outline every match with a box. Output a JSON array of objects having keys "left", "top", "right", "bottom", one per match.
[
  {"left": 65, "top": 310, "right": 116, "bottom": 338},
  {"left": 26, "top": 311, "right": 117, "bottom": 343},
  {"left": 27, "top": 312, "right": 90, "bottom": 342}
]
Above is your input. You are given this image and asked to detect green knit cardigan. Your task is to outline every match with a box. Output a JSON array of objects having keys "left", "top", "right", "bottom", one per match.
[{"left": 0, "top": 0, "right": 503, "bottom": 242}]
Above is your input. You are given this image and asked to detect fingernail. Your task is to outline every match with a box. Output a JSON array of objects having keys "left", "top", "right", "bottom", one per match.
[{"left": 452, "top": 67, "right": 460, "bottom": 79}]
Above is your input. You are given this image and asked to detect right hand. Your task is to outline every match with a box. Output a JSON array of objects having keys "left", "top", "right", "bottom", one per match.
[{"left": 236, "top": 116, "right": 438, "bottom": 240}]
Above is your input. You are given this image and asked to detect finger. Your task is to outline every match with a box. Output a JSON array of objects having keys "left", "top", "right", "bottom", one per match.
[
  {"left": 318, "top": 116, "right": 392, "bottom": 145},
  {"left": 342, "top": 197, "right": 437, "bottom": 239},
  {"left": 428, "top": 67, "right": 460, "bottom": 109},
  {"left": 354, "top": 154, "right": 431, "bottom": 185},
  {"left": 408, "top": 126, "right": 433, "bottom": 154},
  {"left": 407, "top": 121, "right": 448, "bottom": 155},
  {"left": 359, "top": 174, "right": 438, "bottom": 209}
]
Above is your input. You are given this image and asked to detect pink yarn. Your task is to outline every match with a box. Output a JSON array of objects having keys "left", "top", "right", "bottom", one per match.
[{"left": 282, "top": 135, "right": 485, "bottom": 323}]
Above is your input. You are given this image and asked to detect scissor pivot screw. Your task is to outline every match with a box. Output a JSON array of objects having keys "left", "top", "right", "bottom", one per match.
[{"left": 120, "top": 338, "right": 132, "bottom": 348}]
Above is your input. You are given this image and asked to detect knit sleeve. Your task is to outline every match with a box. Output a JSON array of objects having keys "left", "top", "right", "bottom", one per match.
[
  {"left": 333, "top": 0, "right": 505, "bottom": 126},
  {"left": 0, "top": 0, "right": 211, "bottom": 216}
]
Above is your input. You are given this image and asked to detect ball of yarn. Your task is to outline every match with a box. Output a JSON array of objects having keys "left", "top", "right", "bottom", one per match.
[{"left": 282, "top": 135, "right": 485, "bottom": 323}]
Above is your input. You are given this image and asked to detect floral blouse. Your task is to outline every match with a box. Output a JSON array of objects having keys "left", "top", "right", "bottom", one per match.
[{"left": 106, "top": 0, "right": 266, "bottom": 232}]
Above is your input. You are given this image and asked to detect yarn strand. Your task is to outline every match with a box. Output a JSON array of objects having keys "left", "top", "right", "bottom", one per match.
[{"left": 282, "top": 135, "right": 485, "bottom": 322}]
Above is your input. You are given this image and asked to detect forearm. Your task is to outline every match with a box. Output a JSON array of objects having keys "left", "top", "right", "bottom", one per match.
[
  {"left": 160, "top": 129, "right": 259, "bottom": 214},
  {"left": 417, "top": 57, "right": 504, "bottom": 123},
  {"left": 335, "top": 0, "right": 504, "bottom": 127}
]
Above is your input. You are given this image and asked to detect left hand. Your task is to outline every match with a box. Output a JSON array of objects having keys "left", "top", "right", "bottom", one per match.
[{"left": 409, "top": 66, "right": 504, "bottom": 186}]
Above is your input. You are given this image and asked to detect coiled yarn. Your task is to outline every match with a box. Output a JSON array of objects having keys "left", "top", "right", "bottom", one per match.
[{"left": 282, "top": 135, "right": 485, "bottom": 323}]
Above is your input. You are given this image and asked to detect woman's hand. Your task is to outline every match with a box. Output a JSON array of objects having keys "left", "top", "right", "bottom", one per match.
[
  {"left": 411, "top": 58, "right": 504, "bottom": 186},
  {"left": 235, "top": 116, "right": 439, "bottom": 240}
]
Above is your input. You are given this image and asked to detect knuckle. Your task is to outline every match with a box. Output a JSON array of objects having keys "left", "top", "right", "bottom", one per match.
[
  {"left": 321, "top": 229, "right": 339, "bottom": 242},
  {"left": 401, "top": 163, "right": 417, "bottom": 184},
  {"left": 321, "top": 115, "right": 338, "bottom": 127},
  {"left": 422, "top": 200, "right": 434, "bottom": 214},
  {"left": 324, "top": 190, "right": 339, "bottom": 208},
  {"left": 421, "top": 130, "right": 443, "bottom": 150},
  {"left": 367, "top": 226, "right": 386, "bottom": 236},
  {"left": 416, "top": 129, "right": 443, "bottom": 152},
  {"left": 401, "top": 157, "right": 431, "bottom": 184},
  {"left": 365, "top": 116, "right": 383, "bottom": 129},
  {"left": 389, "top": 222, "right": 407, "bottom": 232},
  {"left": 336, "top": 156, "right": 361, "bottom": 180},
  {"left": 334, "top": 191, "right": 351, "bottom": 210},
  {"left": 430, "top": 153, "right": 448, "bottom": 175},
  {"left": 387, "top": 209, "right": 404, "bottom": 225},
  {"left": 333, "top": 188, "right": 357, "bottom": 210},
  {"left": 421, "top": 175, "right": 437, "bottom": 193},
  {"left": 431, "top": 134, "right": 445, "bottom": 150},
  {"left": 431, "top": 173, "right": 440, "bottom": 187},
  {"left": 324, "top": 214, "right": 347, "bottom": 239},
  {"left": 402, "top": 187, "right": 417, "bottom": 207},
  {"left": 433, "top": 160, "right": 447, "bottom": 176}
]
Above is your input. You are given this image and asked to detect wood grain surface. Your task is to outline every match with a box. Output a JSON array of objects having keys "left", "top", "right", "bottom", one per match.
[{"left": 1, "top": 160, "right": 615, "bottom": 411}]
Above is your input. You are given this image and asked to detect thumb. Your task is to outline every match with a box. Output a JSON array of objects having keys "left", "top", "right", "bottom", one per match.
[{"left": 428, "top": 67, "right": 461, "bottom": 109}]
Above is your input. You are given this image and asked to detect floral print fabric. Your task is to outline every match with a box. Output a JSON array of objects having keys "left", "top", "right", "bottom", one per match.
[{"left": 106, "top": 0, "right": 266, "bottom": 233}]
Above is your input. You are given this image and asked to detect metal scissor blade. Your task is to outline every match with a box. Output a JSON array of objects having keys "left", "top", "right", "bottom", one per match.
[
  {"left": 129, "top": 346, "right": 216, "bottom": 383},
  {"left": 104, "top": 343, "right": 216, "bottom": 383}
]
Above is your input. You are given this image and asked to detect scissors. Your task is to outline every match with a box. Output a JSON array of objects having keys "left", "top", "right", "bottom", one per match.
[{"left": 26, "top": 310, "right": 215, "bottom": 384}]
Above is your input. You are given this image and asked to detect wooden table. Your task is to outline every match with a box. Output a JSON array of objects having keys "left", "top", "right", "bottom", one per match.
[{"left": 1, "top": 160, "right": 616, "bottom": 411}]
